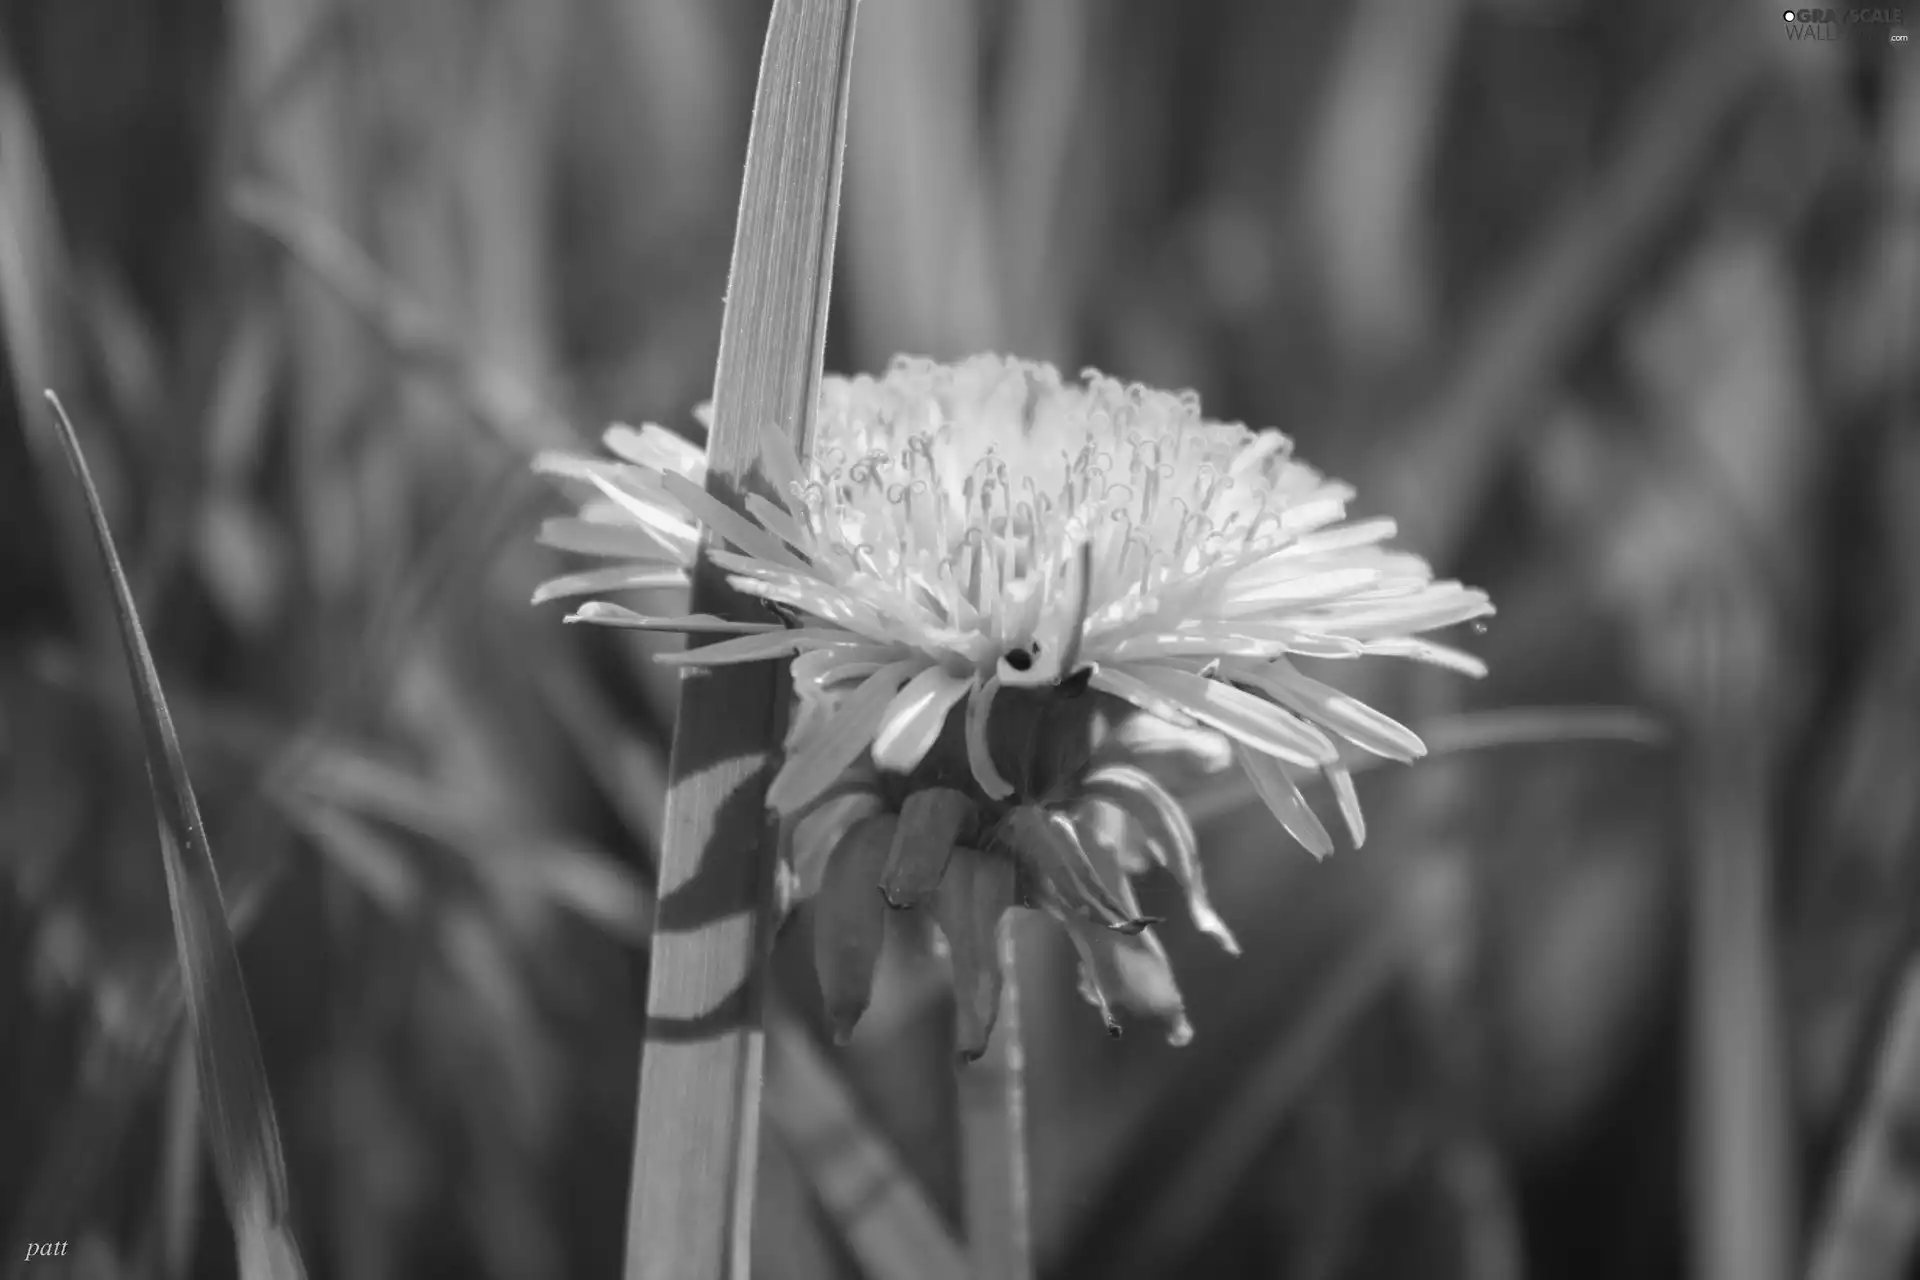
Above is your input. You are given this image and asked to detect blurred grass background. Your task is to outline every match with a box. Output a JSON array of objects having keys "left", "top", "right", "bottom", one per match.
[{"left": 1, "top": 0, "right": 1915, "bottom": 1277}]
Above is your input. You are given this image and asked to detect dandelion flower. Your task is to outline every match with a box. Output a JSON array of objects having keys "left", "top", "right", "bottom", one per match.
[{"left": 535, "top": 354, "right": 1493, "bottom": 1052}]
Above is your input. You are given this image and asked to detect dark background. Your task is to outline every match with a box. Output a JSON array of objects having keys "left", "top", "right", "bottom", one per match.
[{"left": 2, "top": 0, "right": 1915, "bottom": 1277}]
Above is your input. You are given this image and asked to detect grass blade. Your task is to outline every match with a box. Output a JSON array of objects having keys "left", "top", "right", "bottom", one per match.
[
  {"left": 622, "top": 1, "right": 859, "bottom": 1277},
  {"left": 155, "top": 1041, "right": 206, "bottom": 1280},
  {"left": 1679, "top": 596, "right": 1793, "bottom": 1280},
  {"left": 1183, "top": 704, "right": 1667, "bottom": 826},
  {"left": 233, "top": 183, "right": 570, "bottom": 453},
  {"left": 765, "top": 1010, "right": 969, "bottom": 1280},
  {"left": 1064, "top": 859, "right": 1411, "bottom": 1280},
  {"left": 1366, "top": 9, "right": 1767, "bottom": 562},
  {"left": 534, "top": 626, "right": 965, "bottom": 1279},
  {"left": 41, "top": 393, "right": 306, "bottom": 1280},
  {"left": 1808, "top": 956, "right": 1920, "bottom": 1280}
]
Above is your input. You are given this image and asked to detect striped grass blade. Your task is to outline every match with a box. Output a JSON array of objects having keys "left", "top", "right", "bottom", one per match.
[{"left": 621, "top": 2, "right": 859, "bottom": 1278}]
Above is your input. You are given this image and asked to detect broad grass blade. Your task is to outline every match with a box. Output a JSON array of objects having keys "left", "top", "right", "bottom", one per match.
[
  {"left": 622, "top": 1, "right": 859, "bottom": 1278},
  {"left": 41, "top": 394, "right": 306, "bottom": 1280},
  {"left": 537, "top": 628, "right": 964, "bottom": 1280}
]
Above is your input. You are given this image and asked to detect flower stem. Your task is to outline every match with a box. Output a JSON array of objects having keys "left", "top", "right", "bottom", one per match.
[{"left": 958, "top": 921, "right": 1032, "bottom": 1280}]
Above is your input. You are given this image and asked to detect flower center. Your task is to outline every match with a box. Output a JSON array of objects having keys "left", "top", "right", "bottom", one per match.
[{"left": 794, "top": 356, "right": 1315, "bottom": 654}]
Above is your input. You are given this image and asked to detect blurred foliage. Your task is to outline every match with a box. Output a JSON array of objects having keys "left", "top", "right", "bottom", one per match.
[{"left": 2, "top": 0, "right": 1916, "bottom": 1278}]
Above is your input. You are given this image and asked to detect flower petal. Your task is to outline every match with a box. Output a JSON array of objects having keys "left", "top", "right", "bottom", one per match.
[
  {"left": 1081, "top": 763, "right": 1239, "bottom": 954},
  {"left": 767, "top": 660, "right": 923, "bottom": 813},
  {"left": 1074, "top": 799, "right": 1153, "bottom": 875},
  {"left": 963, "top": 676, "right": 1015, "bottom": 800},
  {"left": 745, "top": 493, "right": 812, "bottom": 552},
  {"left": 790, "top": 642, "right": 914, "bottom": 691},
  {"left": 712, "top": 555, "right": 891, "bottom": 633},
  {"left": 1273, "top": 485, "right": 1355, "bottom": 537},
  {"left": 603, "top": 422, "right": 707, "bottom": 481},
  {"left": 1233, "top": 743, "right": 1334, "bottom": 859},
  {"left": 532, "top": 450, "right": 632, "bottom": 487},
  {"left": 583, "top": 473, "right": 702, "bottom": 559},
  {"left": 871, "top": 667, "right": 973, "bottom": 775},
  {"left": 1060, "top": 919, "right": 1192, "bottom": 1046},
  {"left": 1265, "top": 633, "right": 1369, "bottom": 660},
  {"left": 1086, "top": 666, "right": 1203, "bottom": 730},
  {"left": 652, "top": 627, "right": 851, "bottom": 667},
  {"left": 563, "top": 603, "right": 783, "bottom": 634},
  {"left": 1271, "top": 516, "right": 1398, "bottom": 559},
  {"left": 1327, "top": 764, "right": 1366, "bottom": 847},
  {"left": 1103, "top": 627, "right": 1303, "bottom": 663},
  {"left": 756, "top": 418, "right": 809, "bottom": 511},
  {"left": 996, "top": 806, "right": 1146, "bottom": 933},
  {"left": 812, "top": 812, "right": 897, "bottom": 1043},
  {"left": 1109, "top": 665, "right": 1339, "bottom": 769},
  {"left": 657, "top": 471, "right": 808, "bottom": 571},
  {"left": 932, "top": 846, "right": 1017, "bottom": 1062},
  {"left": 1222, "top": 565, "right": 1383, "bottom": 615},
  {"left": 1310, "top": 583, "right": 1493, "bottom": 637},
  {"left": 1226, "top": 659, "right": 1425, "bottom": 762},
  {"left": 1044, "top": 811, "right": 1184, "bottom": 1040},
  {"left": 538, "top": 516, "right": 686, "bottom": 562},
  {"left": 881, "top": 787, "right": 977, "bottom": 908},
  {"left": 1111, "top": 715, "right": 1234, "bottom": 770},
  {"left": 531, "top": 565, "right": 689, "bottom": 604},
  {"left": 790, "top": 790, "right": 884, "bottom": 898},
  {"left": 1359, "top": 637, "right": 1489, "bottom": 677}
]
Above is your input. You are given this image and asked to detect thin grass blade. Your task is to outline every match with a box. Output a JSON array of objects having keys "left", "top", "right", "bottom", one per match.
[
  {"left": 156, "top": 1042, "right": 205, "bottom": 1280},
  {"left": 1808, "top": 957, "right": 1920, "bottom": 1280},
  {"left": 622, "top": 2, "right": 860, "bottom": 1278},
  {"left": 41, "top": 393, "right": 306, "bottom": 1280},
  {"left": 1185, "top": 704, "right": 1667, "bottom": 826},
  {"left": 765, "top": 1011, "right": 969, "bottom": 1280},
  {"left": 1367, "top": 10, "right": 1767, "bottom": 561},
  {"left": 1062, "top": 861, "right": 1411, "bottom": 1280}
]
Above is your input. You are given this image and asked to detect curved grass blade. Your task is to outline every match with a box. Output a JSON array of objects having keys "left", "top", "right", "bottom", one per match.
[
  {"left": 1185, "top": 704, "right": 1667, "bottom": 826},
  {"left": 41, "top": 393, "right": 306, "bottom": 1280},
  {"left": 1809, "top": 957, "right": 1920, "bottom": 1280},
  {"left": 1413, "top": 704, "right": 1667, "bottom": 754},
  {"left": 765, "top": 1010, "right": 969, "bottom": 1280},
  {"left": 1058, "top": 855, "right": 1410, "bottom": 1280}
]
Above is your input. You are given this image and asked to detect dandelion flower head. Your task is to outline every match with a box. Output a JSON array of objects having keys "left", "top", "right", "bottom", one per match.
[{"left": 535, "top": 354, "right": 1493, "bottom": 1050}]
